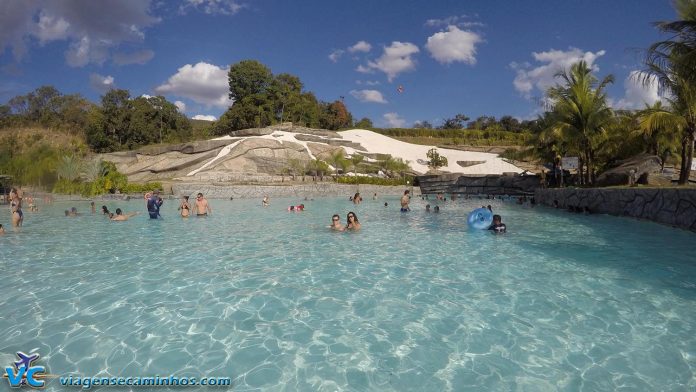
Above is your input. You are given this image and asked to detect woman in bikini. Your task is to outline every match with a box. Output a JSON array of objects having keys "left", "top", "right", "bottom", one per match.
[
  {"left": 178, "top": 195, "right": 191, "bottom": 217},
  {"left": 9, "top": 188, "right": 23, "bottom": 227}
]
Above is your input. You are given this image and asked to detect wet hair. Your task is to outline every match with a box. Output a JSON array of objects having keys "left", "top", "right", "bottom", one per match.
[
  {"left": 404, "top": 190, "right": 410, "bottom": 195},
  {"left": 102, "top": 206, "right": 109, "bottom": 214},
  {"left": 384, "top": 202, "right": 388, "bottom": 207},
  {"left": 332, "top": 214, "right": 340, "bottom": 221},
  {"left": 71, "top": 207, "right": 77, "bottom": 213},
  {"left": 197, "top": 193, "right": 203, "bottom": 197},
  {"left": 347, "top": 211, "right": 359, "bottom": 223},
  {"left": 434, "top": 206, "right": 440, "bottom": 212},
  {"left": 354, "top": 192, "right": 360, "bottom": 199},
  {"left": 487, "top": 205, "right": 492, "bottom": 211},
  {"left": 493, "top": 214, "right": 502, "bottom": 222},
  {"left": 183, "top": 196, "right": 189, "bottom": 201},
  {"left": 0, "top": 224, "right": 3, "bottom": 229},
  {"left": 90, "top": 201, "right": 95, "bottom": 206},
  {"left": 115, "top": 208, "right": 123, "bottom": 215},
  {"left": 289, "top": 205, "right": 295, "bottom": 211}
]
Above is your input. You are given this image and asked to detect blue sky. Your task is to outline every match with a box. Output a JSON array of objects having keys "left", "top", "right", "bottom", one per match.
[{"left": 0, "top": 0, "right": 677, "bottom": 127}]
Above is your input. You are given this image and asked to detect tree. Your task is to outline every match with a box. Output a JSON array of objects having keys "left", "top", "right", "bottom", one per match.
[
  {"left": 439, "top": 114, "right": 470, "bottom": 129},
  {"left": 320, "top": 100, "right": 352, "bottom": 130},
  {"left": 354, "top": 117, "right": 373, "bottom": 128},
  {"left": 328, "top": 150, "right": 345, "bottom": 178},
  {"left": 546, "top": 60, "right": 614, "bottom": 185},
  {"left": 350, "top": 154, "right": 364, "bottom": 176},
  {"left": 56, "top": 155, "right": 82, "bottom": 182},
  {"left": 413, "top": 120, "right": 433, "bottom": 129},
  {"left": 228, "top": 60, "right": 273, "bottom": 102},
  {"left": 643, "top": 0, "right": 696, "bottom": 184},
  {"left": 426, "top": 148, "right": 448, "bottom": 172}
]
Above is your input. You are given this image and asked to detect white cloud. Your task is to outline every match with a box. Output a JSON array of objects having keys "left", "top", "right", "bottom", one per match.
[
  {"left": 34, "top": 11, "right": 70, "bottom": 43},
  {"left": 329, "top": 49, "right": 344, "bottom": 63},
  {"left": 0, "top": 1, "right": 158, "bottom": 66},
  {"left": 174, "top": 100, "right": 187, "bottom": 112},
  {"left": 426, "top": 25, "right": 482, "bottom": 65},
  {"left": 425, "top": 15, "right": 484, "bottom": 29},
  {"left": 383, "top": 112, "right": 406, "bottom": 128},
  {"left": 365, "top": 41, "right": 420, "bottom": 82},
  {"left": 155, "top": 62, "right": 233, "bottom": 109},
  {"left": 89, "top": 73, "right": 115, "bottom": 93},
  {"left": 192, "top": 114, "right": 217, "bottom": 121},
  {"left": 113, "top": 49, "right": 154, "bottom": 65},
  {"left": 613, "top": 71, "right": 664, "bottom": 110},
  {"left": 512, "top": 48, "right": 606, "bottom": 98},
  {"left": 180, "top": 0, "right": 243, "bottom": 15},
  {"left": 350, "top": 89, "right": 387, "bottom": 104},
  {"left": 356, "top": 80, "right": 380, "bottom": 86},
  {"left": 356, "top": 65, "right": 374, "bottom": 74},
  {"left": 348, "top": 40, "right": 372, "bottom": 53}
]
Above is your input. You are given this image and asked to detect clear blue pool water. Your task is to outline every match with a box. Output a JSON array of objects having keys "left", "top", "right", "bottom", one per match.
[{"left": 1, "top": 195, "right": 695, "bottom": 391}]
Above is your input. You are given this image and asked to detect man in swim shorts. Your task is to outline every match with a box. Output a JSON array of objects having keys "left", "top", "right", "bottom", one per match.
[
  {"left": 147, "top": 190, "right": 163, "bottom": 219},
  {"left": 400, "top": 190, "right": 410, "bottom": 212},
  {"left": 329, "top": 214, "right": 344, "bottom": 231},
  {"left": 194, "top": 193, "right": 212, "bottom": 216}
]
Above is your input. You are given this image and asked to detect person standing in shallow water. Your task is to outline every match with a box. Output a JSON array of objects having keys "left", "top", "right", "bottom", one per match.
[
  {"left": 400, "top": 190, "right": 410, "bottom": 212},
  {"left": 146, "top": 190, "right": 163, "bottom": 219},
  {"left": 194, "top": 193, "right": 212, "bottom": 216},
  {"left": 9, "top": 188, "right": 23, "bottom": 227},
  {"left": 346, "top": 212, "right": 361, "bottom": 231},
  {"left": 329, "top": 214, "right": 344, "bottom": 231},
  {"left": 178, "top": 196, "right": 191, "bottom": 218}
]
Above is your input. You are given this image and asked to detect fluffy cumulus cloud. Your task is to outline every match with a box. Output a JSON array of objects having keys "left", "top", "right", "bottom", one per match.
[
  {"left": 348, "top": 40, "right": 372, "bottom": 53},
  {"left": 512, "top": 48, "right": 606, "bottom": 98},
  {"left": 613, "top": 71, "right": 664, "bottom": 110},
  {"left": 89, "top": 73, "right": 115, "bottom": 93},
  {"left": 192, "top": 114, "right": 217, "bottom": 121},
  {"left": 425, "top": 26, "right": 482, "bottom": 65},
  {"left": 365, "top": 42, "right": 420, "bottom": 81},
  {"left": 180, "top": 0, "right": 243, "bottom": 15},
  {"left": 383, "top": 112, "right": 406, "bottom": 128},
  {"left": 155, "top": 62, "right": 233, "bottom": 109},
  {"left": 350, "top": 89, "right": 387, "bottom": 104},
  {"left": 174, "top": 100, "right": 187, "bottom": 112},
  {"left": 0, "top": 0, "right": 159, "bottom": 66}
]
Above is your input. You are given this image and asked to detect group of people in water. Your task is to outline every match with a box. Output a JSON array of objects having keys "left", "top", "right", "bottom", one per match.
[{"left": 3, "top": 186, "right": 515, "bottom": 235}]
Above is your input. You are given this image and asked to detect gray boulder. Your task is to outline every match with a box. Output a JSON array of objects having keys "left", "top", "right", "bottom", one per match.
[{"left": 596, "top": 154, "right": 663, "bottom": 186}]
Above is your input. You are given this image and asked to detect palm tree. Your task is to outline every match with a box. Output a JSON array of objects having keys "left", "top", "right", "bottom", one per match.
[
  {"left": 546, "top": 60, "right": 614, "bottom": 184},
  {"left": 328, "top": 150, "right": 345, "bottom": 179},
  {"left": 56, "top": 155, "right": 81, "bottom": 182},
  {"left": 350, "top": 154, "right": 364, "bottom": 176},
  {"left": 643, "top": 1, "right": 696, "bottom": 184}
]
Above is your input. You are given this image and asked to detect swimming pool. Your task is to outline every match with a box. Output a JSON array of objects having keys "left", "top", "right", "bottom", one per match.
[{"left": 1, "top": 196, "right": 695, "bottom": 391}]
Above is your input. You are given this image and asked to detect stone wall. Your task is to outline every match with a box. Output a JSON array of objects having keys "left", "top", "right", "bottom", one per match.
[
  {"left": 171, "top": 183, "right": 418, "bottom": 199},
  {"left": 535, "top": 187, "right": 696, "bottom": 231},
  {"left": 418, "top": 174, "right": 541, "bottom": 195}
]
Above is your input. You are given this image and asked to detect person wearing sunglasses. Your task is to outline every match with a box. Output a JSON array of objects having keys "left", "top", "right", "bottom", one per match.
[
  {"left": 194, "top": 193, "right": 212, "bottom": 216},
  {"left": 346, "top": 212, "right": 361, "bottom": 231},
  {"left": 329, "top": 214, "right": 344, "bottom": 231}
]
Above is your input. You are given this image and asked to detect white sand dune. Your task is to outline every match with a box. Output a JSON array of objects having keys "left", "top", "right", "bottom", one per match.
[
  {"left": 339, "top": 129, "right": 522, "bottom": 175},
  {"left": 190, "top": 128, "right": 522, "bottom": 176}
]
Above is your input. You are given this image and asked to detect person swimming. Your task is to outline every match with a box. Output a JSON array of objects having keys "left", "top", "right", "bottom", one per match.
[
  {"left": 102, "top": 205, "right": 110, "bottom": 215},
  {"left": 434, "top": 206, "right": 440, "bottom": 213},
  {"left": 346, "top": 211, "right": 361, "bottom": 231},
  {"left": 329, "top": 214, "right": 344, "bottom": 231},
  {"left": 0, "top": 223, "right": 5, "bottom": 235},
  {"left": 426, "top": 204, "right": 431, "bottom": 212},
  {"left": 9, "top": 188, "right": 23, "bottom": 227},
  {"left": 178, "top": 196, "right": 191, "bottom": 218},
  {"left": 262, "top": 195, "right": 269, "bottom": 207},
  {"left": 111, "top": 208, "right": 139, "bottom": 221},
  {"left": 353, "top": 192, "right": 362, "bottom": 204}
]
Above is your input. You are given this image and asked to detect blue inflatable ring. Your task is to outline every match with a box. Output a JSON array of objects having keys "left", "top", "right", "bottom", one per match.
[{"left": 467, "top": 208, "right": 493, "bottom": 230}]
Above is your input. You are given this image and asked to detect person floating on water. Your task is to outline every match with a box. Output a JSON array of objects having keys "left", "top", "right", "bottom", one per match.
[
  {"left": 346, "top": 212, "right": 361, "bottom": 231},
  {"left": 111, "top": 208, "right": 139, "bottom": 221},
  {"left": 146, "top": 190, "right": 164, "bottom": 219},
  {"left": 400, "top": 190, "right": 410, "bottom": 212},
  {"left": 488, "top": 214, "right": 507, "bottom": 234},
  {"left": 194, "top": 193, "right": 212, "bottom": 216},
  {"left": 178, "top": 196, "right": 191, "bottom": 218},
  {"left": 329, "top": 214, "right": 344, "bottom": 231}
]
